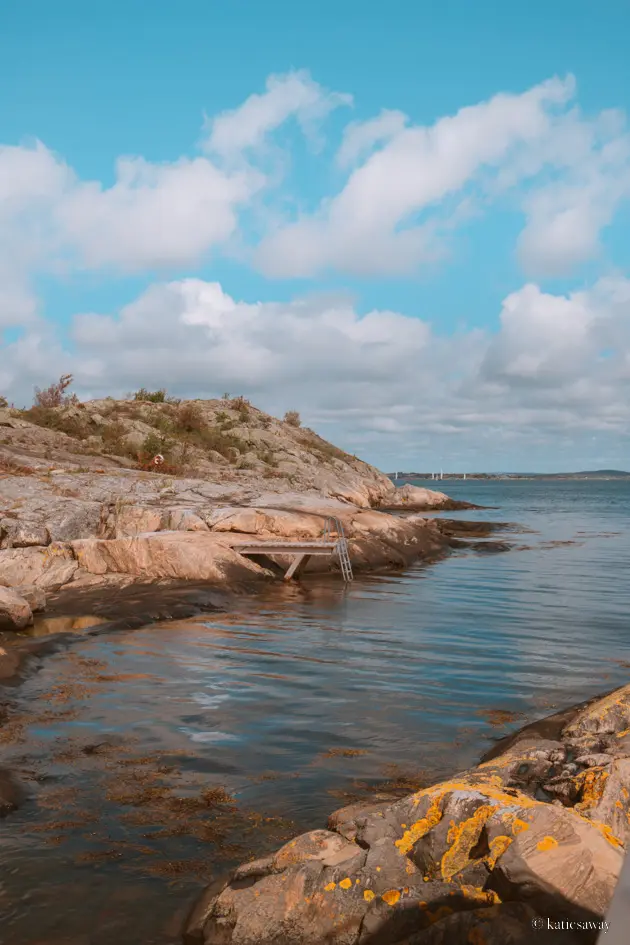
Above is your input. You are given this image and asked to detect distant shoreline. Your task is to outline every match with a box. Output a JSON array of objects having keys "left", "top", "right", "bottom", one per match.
[{"left": 388, "top": 471, "right": 630, "bottom": 481}]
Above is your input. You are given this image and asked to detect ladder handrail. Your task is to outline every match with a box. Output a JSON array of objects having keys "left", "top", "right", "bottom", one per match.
[{"left": 322, "top": 517, "right": 353, "bottom": 582}]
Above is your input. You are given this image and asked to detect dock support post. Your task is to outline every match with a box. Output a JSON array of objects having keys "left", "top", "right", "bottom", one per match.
[{"left": 284, "top": 553, "right": 311, "bottom": 581}]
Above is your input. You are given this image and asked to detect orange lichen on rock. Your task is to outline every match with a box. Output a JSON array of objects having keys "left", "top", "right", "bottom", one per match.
[
  {"left": 411, "top": 776, "right": 538, "bottom": 813},
  {"left": 339, "top": 878, "right": 352, "bottom": 890},
  {"left": 441, "top": 805, "right": 497, "bottom": 882},
  {"left": 501, "top": 810, "right": 529, "bottom": 835},
  {"left": 536, "top": 836, "right": 558, "bottom": 852},
  {"left": 589, "top": 821, "right": 624, "bottom": 849},
  {"left": 363, "top": 889, "right": 375, "bottom": 902},
  {"left": 324, "top": 882, "right": 336, "bottom": 892},
  {"left": 574, "top": 767, "right": 609, "bottom": 811},
  {"left": 485, "top": 834, "right": 513, "bottom": 869},
  {"left": 459, "top": 885, "right": 501, "bottom": 906},
  {"left": 382, "top": 889, "right": 401, "bottom": 906},
  {"left": 396, "top": 791, "right": 445, "bottom": 854}
]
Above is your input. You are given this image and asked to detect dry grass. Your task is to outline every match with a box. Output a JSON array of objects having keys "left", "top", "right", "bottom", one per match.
[{"left": 0, "top": 456, "right": 35, "bottom": 476}]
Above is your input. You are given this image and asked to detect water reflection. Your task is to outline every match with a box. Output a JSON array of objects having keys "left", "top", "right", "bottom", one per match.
[{"left": 1, "top": 480, "right": 630, "bottom": 944}]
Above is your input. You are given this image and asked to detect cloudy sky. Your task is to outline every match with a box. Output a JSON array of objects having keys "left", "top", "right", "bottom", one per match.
[{"left": 1, "top": 0, "right": 629, "bottom": 473}]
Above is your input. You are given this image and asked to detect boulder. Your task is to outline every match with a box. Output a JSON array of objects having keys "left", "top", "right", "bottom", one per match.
[
  {"left": 0, "top": 544, "right": 78, "bottom": 590},
  {"left": 16, "top": 584, "right": 47, "bottom": 613},
  {"left": 45, "top": 500, "right": 102, "bottom": 542},
  {"left": 71, "top": 531, "right": 270, "bottom": 583},
  {"left": 0, "top": 518, "right": 50, "bottom": 548},
  {"left": 104, "top": 504, "right": 165, "bottom": 538},
  {"left": 186, "top": 686, "right": 630, "bottom": 945},
  {"left": 0, "top": 586, "right": 33, "bottom": 631},
  {"left": 166, "top": 508, "right": 209, "bottom": 532},
  {"left": 380, "top": 485, "right": 454, "bottom": 510},
  {"left": 208, "top": 507, "right": 325, "bottom": 539}
]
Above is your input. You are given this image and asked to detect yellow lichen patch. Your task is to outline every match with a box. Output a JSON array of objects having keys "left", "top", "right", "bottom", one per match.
[
  {"left": 363, "top": 889, "right": 375, "bottom": 902},
  {"left": 382, "top": 889, "right": 401, "bottom": 906},
  {"left": 441, "top": 805, "right": 498, "bottom": 882},
  {"left": 590, "top": 821, "right": 624, "bottom": 849},
  {"left": 396, "top": 792, "right": 445, "bottom": 854},
  {"left": 511, "top": 818, "right": 529, "bottom": 835},
  {"left": 411, "top": 777, "right": 539, "bottom": 815},
  {"left": 536, "top": 836, "right": 558, "bottom": 852},
  {"left": 622, "top": 787, "right": 629, "bottom": 798},
  {"left": 617, "top": 728, "right": 630, "bottom": 739},
  {"left": 339, "top": 878, "right": 352, "bottom": 890},
  {"left": 459, "top": 885, "right": 501, "bottom": 906},
  {"left": 485, "top": 834, "right": 512, "bottom": 869},
  {"left": 574, "top": 768, "right": 609, "bottom": 811},
  {"left": 324, "top": 882, "right": 336, "bottom": 892},
  {"left": 616, "top": 801, "right": 623, "bottom": 809}
]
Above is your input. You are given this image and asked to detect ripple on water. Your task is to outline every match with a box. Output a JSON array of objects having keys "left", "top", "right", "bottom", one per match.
[{"left": 1, "top": 479, "right": 630, "bottom": 943}]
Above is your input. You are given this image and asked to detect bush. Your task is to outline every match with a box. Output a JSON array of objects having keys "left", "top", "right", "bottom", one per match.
[
  {"left": 100, "top": 420, "right": 134, "bottom": 457},
  {"left": 133, "top": 388, "right": 166, "bottom": 403},
  {"left": 175, "top": 402, "right": 204, "bottom": 434},
  {"left": 284, "top": 410, "right": 301, "bottom": 428},
  {"left": 34, "top": 374, "right": 78, "bottom": 408},
  {"left": 0, "top": 395, "right": 8, "bottom": 408},
  {"left": 141, "top": 431, "right": 173, "bottom": 458},
  {"left": 20, "top": 404, "right": 89, "bottom": 439},
  {"left": 133, "top": 387, "right": 181, "bottom": 405}
]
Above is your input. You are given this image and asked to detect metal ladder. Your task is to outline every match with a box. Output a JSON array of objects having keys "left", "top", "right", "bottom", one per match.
[{"left": 323, "top": 516, "right": 354, "bottom": 582}]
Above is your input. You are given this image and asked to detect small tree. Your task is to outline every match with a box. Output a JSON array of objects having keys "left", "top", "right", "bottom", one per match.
[
  {"left": 34, "top": 374, "right": 78, "bottom": 408},
  {"left": 284, "top": 410, "right": 301, "bottom": 428}
]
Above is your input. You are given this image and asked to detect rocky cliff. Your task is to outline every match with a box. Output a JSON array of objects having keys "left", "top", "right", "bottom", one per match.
[{"left": 0, "top": 396, "right": 460, "bottom": 619}]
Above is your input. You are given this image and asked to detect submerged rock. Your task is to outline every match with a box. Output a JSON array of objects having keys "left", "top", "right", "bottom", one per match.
[{"left": 185, "top": 685, "right": 630, "bottom": 945}]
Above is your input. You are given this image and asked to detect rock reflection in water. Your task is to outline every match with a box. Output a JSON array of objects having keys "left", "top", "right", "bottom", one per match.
[
  {"left": 27, "top": 614, "right": 111, "bottom": 636},
  {"left": 1, "top": 479, "right": 630, "bottom": 944}
]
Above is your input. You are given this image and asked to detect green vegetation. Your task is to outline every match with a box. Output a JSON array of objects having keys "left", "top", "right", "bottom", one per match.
[{"left": 133, "top": 387, "right": 181, "bottom": 405}]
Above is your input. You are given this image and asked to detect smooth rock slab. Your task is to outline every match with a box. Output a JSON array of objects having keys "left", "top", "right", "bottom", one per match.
[{"left": 71, "top": 531, "right": 270, "bottom": 583}]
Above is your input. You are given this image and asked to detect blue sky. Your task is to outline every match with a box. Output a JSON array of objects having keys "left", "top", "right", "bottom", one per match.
[{"left": 1, "top": 0, "right": 629, "bottom": 472}]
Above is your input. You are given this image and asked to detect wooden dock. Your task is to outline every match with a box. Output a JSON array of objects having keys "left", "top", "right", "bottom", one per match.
[{"left": 237, "top": 540, "right": 339, "bottom": 580}]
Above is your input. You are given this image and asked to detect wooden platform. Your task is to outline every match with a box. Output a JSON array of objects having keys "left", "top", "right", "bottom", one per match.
[{"left": 236, "top": 540, "right": 338, "bottom": 580}]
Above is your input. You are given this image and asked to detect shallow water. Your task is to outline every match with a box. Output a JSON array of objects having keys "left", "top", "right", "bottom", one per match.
[{"left": 1, "top": 479, "right": 630, "bottom": 944}]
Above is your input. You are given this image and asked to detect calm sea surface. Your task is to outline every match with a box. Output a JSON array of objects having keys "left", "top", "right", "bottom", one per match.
[{"left": 1, "top": 479, "right": 629, "bottom": 944}]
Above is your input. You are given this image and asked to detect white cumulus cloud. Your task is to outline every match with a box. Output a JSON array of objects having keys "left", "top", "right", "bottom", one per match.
[
  {"left": 204, "top": 70, "right": 352, "bottom": 159},
  {"left": 3, "top": 276, "right": 629, "bottom": 470}
]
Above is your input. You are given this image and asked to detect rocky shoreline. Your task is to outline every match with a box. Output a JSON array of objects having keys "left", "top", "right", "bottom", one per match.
[
  {"left": 184, "top": 685, "right": 630, "bottom": 945},
  {"left": 1, "top": 397, "right": 478, "bottom": 646}
]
